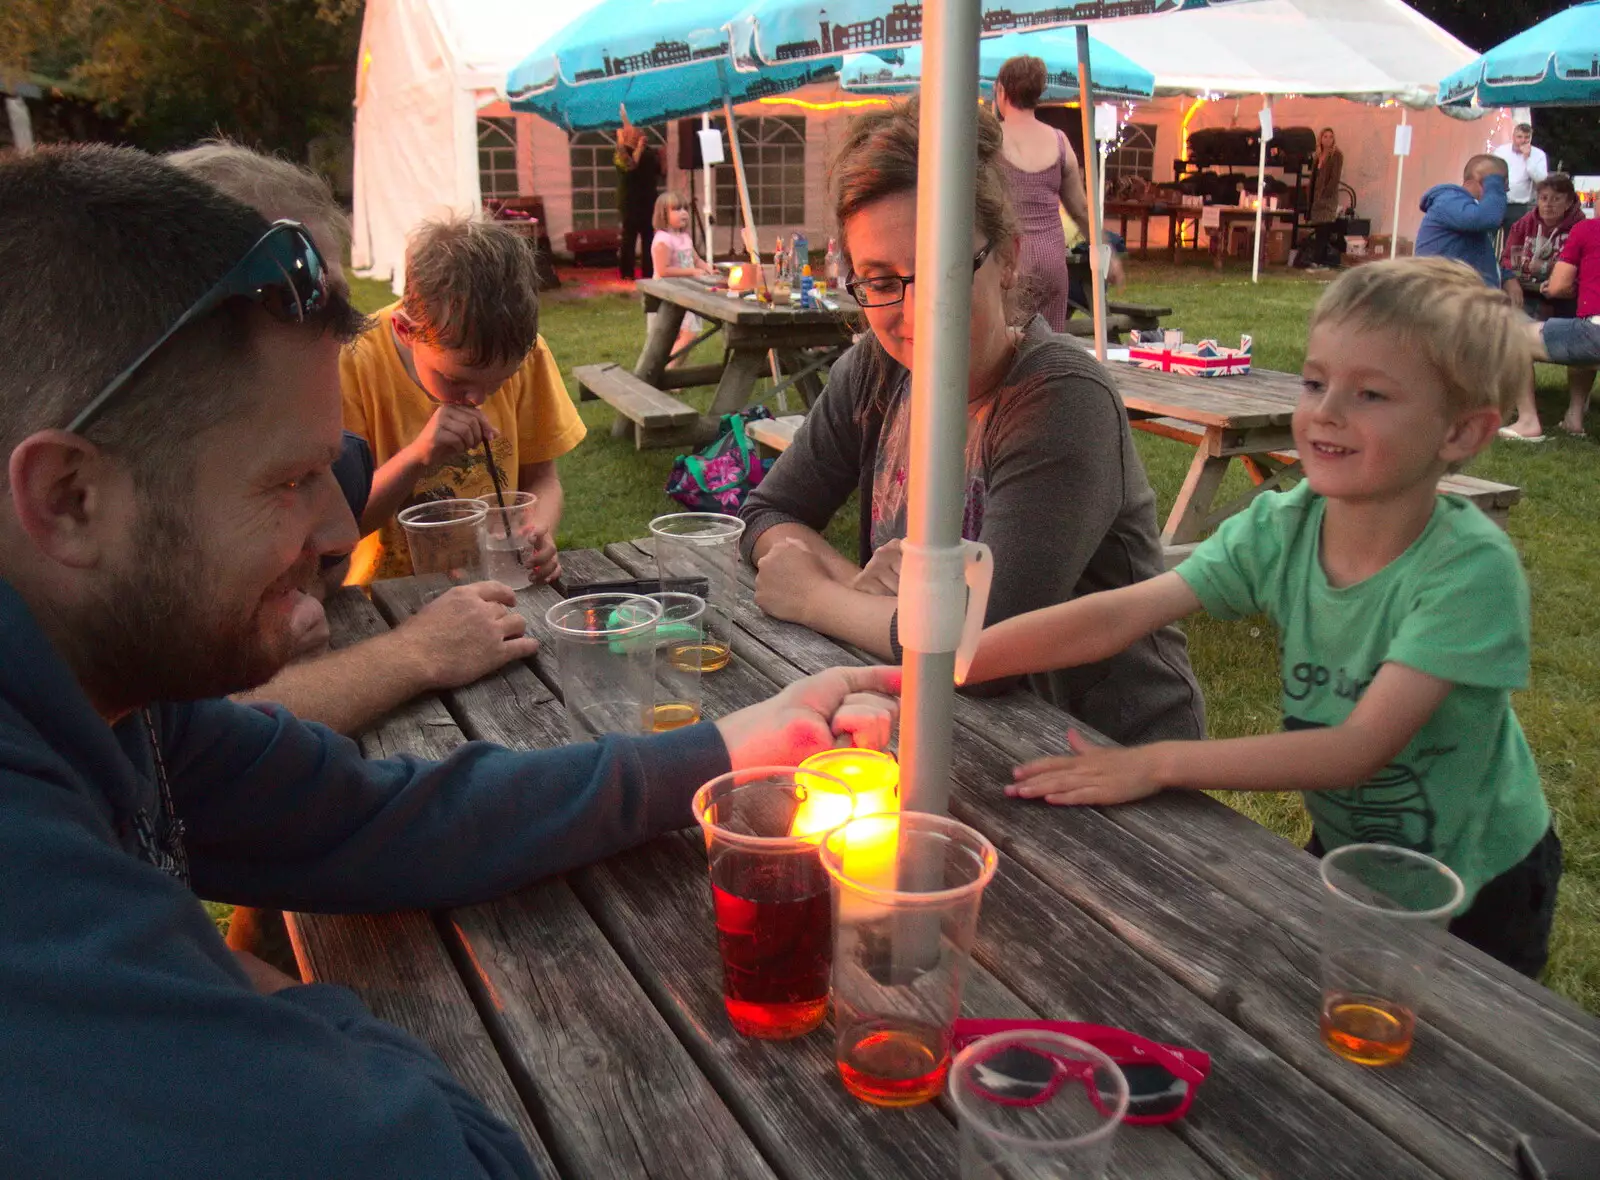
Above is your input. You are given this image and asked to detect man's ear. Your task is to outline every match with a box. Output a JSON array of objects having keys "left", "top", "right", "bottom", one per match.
[
  {"left": 1442, "top": 405, "right": 1501, "bottom": 466},
  {"left": 7, "top": 431, "right": 129, "bottom": 570}
]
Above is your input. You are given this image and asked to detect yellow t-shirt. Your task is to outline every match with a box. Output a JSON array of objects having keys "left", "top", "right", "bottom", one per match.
[{"left": 341, "top": 303, "right": 587, "bottom": 584}]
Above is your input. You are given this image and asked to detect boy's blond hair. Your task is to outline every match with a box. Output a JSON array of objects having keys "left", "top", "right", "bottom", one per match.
[
  {"left": 166, "top": 140, "right": 350, "bottom": 297},
  {"left": 652, "top": 190, "right": 689, "bottom": 233},
  {"left": 401, "top": 214, "right": 540, "bottom": 367},
  {"left": 1308, "top": 257, "right": 1530, "bottom": 418}
]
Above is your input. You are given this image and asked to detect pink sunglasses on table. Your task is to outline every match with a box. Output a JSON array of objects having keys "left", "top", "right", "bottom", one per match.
[{"left": 951, "top": 1019, "right": 1213, "bottom": 1125}]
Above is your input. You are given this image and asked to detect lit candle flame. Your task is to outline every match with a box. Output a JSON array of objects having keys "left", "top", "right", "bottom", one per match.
[{"left": 798, "top": 750, "right": 901, "bottom": 892}]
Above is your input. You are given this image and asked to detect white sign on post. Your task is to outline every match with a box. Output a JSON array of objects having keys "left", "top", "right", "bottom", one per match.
[
  {"left": 1201, "top": 205, "right": 1222, "bottom": 229},
  {"left": 1094, "top": 103, "right": 1118, "bottom": 142},
  {"left": 697, "top": 128, "right": 726, "bottom": 166},
  {"left": 1394, "top": 124, "right": 1413, "bottom": 157},
  {"left": 1257, "top": 105, "right": 1273, "bottom": 141}
]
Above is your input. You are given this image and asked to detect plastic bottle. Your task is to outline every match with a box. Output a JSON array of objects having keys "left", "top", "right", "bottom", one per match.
[
  {"left": 799, "top": 263, "right": 815, "bottom": 309},
  {"left": 791, "top": 230, "right": 809, "bottom": 278},
  {"left": 772, "top": 236, "right": 792, "bottom": 302},
  {"left": 824, "top": 238, "right": 843, "bottom": 286}
]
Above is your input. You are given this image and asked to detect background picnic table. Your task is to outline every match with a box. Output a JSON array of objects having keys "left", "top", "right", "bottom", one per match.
[{"left": 289, "top": 545, "right": 1600, "bottom": 1179}]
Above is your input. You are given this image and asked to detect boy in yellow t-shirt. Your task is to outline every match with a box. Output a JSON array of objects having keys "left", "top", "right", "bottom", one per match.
[{"left": 341, "top": 214, "right": 586, "bottom": 584}]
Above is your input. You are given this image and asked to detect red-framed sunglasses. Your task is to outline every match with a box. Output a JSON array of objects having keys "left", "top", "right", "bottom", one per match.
[{"left": 951, "top": 1019, "right": 1212, "bottom": 1125}]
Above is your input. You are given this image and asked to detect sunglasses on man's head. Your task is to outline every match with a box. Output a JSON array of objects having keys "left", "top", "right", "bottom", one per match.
[
  {"left": 67, "top": 220, "right": 330, "bottom": 436},
  {"left": 951, "top": 1018, "right": 1211, "bottom": 1125}
]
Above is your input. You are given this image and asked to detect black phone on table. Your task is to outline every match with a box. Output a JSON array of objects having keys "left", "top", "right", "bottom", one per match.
[{"left": 1516, "top": 1134, "right": 1600, "bottom": 1180}]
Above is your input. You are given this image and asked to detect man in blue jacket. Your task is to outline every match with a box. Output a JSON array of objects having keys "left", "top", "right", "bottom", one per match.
[
  {"left": 1415, "top": 154, "right": 1510, "bottom": 287},
  {"left": 0, "top": 145, "right": 897, "bottom": 1180}
]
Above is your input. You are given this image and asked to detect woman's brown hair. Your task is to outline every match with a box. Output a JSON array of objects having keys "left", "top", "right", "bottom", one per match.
[
  {"left": 995, "top": 55, "right": 1048, "bottom": 109},
  {"left": 1537, "top": 172, "right": 1577, "bottom": 201}
]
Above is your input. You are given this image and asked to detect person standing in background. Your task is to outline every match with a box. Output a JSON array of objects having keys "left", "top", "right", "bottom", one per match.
[
  {"left": 1494, "top": 123, "right": 1549, "bottom": 235},
  {"left": 1298, "top": 128, "right": 1345, "bottom": 270},
  {"left": 993, "top": 55, "right": 1091, "bottom": 331},
  {"left": 615, "top": 107, "right": 663, "bottom": 282}
]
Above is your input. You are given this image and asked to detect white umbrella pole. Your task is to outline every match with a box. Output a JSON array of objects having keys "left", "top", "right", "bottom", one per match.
[
  {"left": 896, "top": 0, "right": 980, "bottom": 819},
  {"left": 722, "top": 99, "right": 765, "bottom": 290},
  {"left": 1252, "top": 96, "right": 1270, "bottom": 283},
  {"left": 1076, "top": 28, "right": 1107, "bottom": 362},
  {"left": 701, "top": 111, "right": 714, "bottom": 264},
  {"left": 1391, "top": 108, "right": 1408, "bottom": 260}
]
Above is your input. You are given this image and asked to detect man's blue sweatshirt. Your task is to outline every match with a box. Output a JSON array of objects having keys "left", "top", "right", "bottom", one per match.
[
  {"left": 0, "top": 578, "right": 730, "bottom": 1178},
  {"left": 1414, "top": 173, "right": 1509, "bottom": 286}
]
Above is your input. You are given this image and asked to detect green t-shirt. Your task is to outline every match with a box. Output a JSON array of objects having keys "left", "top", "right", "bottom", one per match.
[{"left": 1176, "top": 481, "right": 1548, "bottom": 908}]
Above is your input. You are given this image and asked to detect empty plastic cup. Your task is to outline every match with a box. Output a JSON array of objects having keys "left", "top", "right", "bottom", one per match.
[
  {"left": 649, "top": 513, "right": 746, "bottom": 674},
  {"left": 398, "top": 499, "right": 487, "bottom": 588},
  {"left": 543, "top": 593, "right": 661, "bottom": 741}
]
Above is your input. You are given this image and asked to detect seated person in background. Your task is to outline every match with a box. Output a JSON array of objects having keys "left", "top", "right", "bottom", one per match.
[
  {"left": 740, "top": 99, "right": 1204, "bottom": 747},
  {"left": 1502, "top": 176, "right": 1599, "bottom": 441},
  {"left": 966, "top": 258, "right": 1561, "bottom": 979},
  {"left": 0, "top": 144, "right": 898, "bottom": 1179},
  {"left": 342, "top": 214, "right": 586, "bottom": 585},
  {"left": 1415, "top": 154, "right": 1509, "bottom": 288},
  {"left": 168, "top": 141, "right": 542, "bottom": 735},
  {"left": 650, "top": 189, "right": 716, "bottom": 364}
]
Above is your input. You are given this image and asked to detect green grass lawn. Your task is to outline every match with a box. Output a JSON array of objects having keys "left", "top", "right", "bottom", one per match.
[{"left": 349, "top": 259, "right": 1599, "bottom": 1013}]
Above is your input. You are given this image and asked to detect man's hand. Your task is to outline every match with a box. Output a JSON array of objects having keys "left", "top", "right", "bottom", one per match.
[
  {"left": 755, "top": 536, "right": 835, "bottom": 623},
  {"left": 851, "top": 538, "right": 901, "bottom": 597},
  {"left": 715, "top": 666, "right": 900, "bottom": 768},
  {"left": 1005, "top": 730, "right": 1169, "bottom": 807},
  {"left": 286, "top": 592, "right": 331, "bottom": 663},
  {"left": 395, "top": 582, "right": 540, "bottom": 691},
  {"left": 232, "top": 949, "right": 301, "bottom": 995},
  {"left": 401, "top": 404, "right": 497, "bottom": 469}
]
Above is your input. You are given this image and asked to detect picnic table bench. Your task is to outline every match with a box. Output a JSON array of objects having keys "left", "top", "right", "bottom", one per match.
[
  {"left": 1110, "top": 361, "right": 1524, "bottom": 555},
  {"left": 287, "top": 549, "right": 1595, "bottom": 1179},
  {"left": 577, "top": 277, "right": 855, "bottom": 449}
]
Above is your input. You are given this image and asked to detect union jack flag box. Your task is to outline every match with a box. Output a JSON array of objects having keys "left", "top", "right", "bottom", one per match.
[{"left": 1128, "top": 336, "right": 1252, "bottom": 378}]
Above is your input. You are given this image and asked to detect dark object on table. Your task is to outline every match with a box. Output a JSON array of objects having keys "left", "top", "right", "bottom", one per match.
[
  {"left": 561, "top": 576, "right": 710, "bottom": 600},
  {"left": 1267, "top": 127, "right": 1318, "bottom": 170},
  {"left": 565, "top": 227, "right": 621, "bottom": 267},
  {"left": 1516, "top": 1133, "right": 1600, "bottom": 1180},
  {"left": 486, "top": 197, "right": 561, "bottom": 291}
]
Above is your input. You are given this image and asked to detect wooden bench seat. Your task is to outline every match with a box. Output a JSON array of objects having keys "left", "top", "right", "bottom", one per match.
[
  {"left": 1107, "top": 301, "right": 1173, "bottom": 332},
  {"left": 746, "top": 414, "right": 805, "bottom": 458},
  {"left": 574, "top": 363, "right": 700, "bottom": 450},
  {"left": 1062, "top": 313, "right": 1135, "bottom": 340}
]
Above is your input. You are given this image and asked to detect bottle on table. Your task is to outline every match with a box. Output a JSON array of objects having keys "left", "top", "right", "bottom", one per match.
[
  {"left": 772, "top": 235, "right": 792, "bottom": 303},
  {"left": 799, "top": 263, "right": 815, "bottom": 310},
  {"left": 824, "top": 238, "right": 843, "bottom": 286},
  {"left": 791, "top": 230, "right": 809, "bottom": 278}
]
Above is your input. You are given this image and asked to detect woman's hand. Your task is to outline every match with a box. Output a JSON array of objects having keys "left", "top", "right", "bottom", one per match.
[
  {"left": 851, "top": 538, "right": 901, "bottom": 597},
  {"left": 755, "top": 536, "right": 835, "bottom": 624},
  {"left": 1005, "top": 730, "right": 1170, "bottom": 807}
]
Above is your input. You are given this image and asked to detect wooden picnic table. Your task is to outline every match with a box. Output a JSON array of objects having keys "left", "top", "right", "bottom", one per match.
[
  {"left": 289, "top": 547, "right": 1598, "bottom": 1179},
  {"left": 635, "top": 276, "right": 856, "bottom": 420},
  {"left": 1104, "top": 199, "right": 1205, "bottom": 261}
]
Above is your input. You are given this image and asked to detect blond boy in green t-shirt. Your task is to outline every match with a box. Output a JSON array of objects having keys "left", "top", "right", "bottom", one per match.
[{"left": 964, "top": 258, "right": 1560, "bottom": 978}]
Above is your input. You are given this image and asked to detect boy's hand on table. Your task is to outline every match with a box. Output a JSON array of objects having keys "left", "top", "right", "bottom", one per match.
[
  {"left": 403, "top": 403, "right": 497, "bottom": 468},
  {"left": 524, "top": 529, "right": 561, "bottom": 585},
  {"left": 395, "top": 582, "right": 540, "bottom": 690},
  {"left": 1007, "top": 729, "right": 1168, "bottom": 807}
]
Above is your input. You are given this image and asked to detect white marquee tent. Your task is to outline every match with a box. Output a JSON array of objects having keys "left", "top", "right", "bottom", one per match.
[{"left": 351, "top": 0, "right": 1514, "bottom": 289}]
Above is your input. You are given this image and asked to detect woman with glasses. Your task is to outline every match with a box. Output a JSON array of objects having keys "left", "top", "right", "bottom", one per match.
[{"left": 739, "top": 100, "right": 1203, "bottom": 746}]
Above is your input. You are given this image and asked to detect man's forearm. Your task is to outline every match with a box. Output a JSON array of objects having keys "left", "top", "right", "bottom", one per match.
[
  {"left": 233, "top": 630, "right": 432, "bottom": 736},
  {"left": 752, "top": 522, "right": 861, "bottom": 584},
  {"left": 362, "top": 448, "right": 426, "bottom": 536},
  {"left": 804, "top": 580, "right": 899, "bottom": 659}
]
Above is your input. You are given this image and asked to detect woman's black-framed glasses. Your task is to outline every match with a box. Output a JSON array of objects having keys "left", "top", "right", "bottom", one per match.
[
  {"left": 66, "top": 220, "right": 330, "bottom": 436},
  {"left": 845, "top": 241, "right": 994, "bottom": 308}
]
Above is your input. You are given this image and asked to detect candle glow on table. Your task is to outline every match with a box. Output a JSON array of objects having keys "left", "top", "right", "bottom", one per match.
[
  {"left": 786, "top": 770, "right": 856, "bottom": 844},
  {"left": 799, "top": 750, "right": 901, "bottom": 891}
]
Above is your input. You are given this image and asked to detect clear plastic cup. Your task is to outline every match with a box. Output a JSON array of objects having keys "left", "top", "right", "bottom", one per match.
[
  {"left": 649, "top": 513, "right": 746, "bottom": 674},
  {"left": 693, "top": 767, "right": 856, "bottom": 1039},
  {"left": 1318, "top": 843, "right": 1464, "bottom": 1067},
  {"left": 398, "top": 499, "right": 487, "bottom": 588},
  {"left": 473, "top": 491, "right": 539, "bottom": 590},
  {"left": 543, "top": 594, "right": 661, "bottom": 741},
  {"left": 820, "top": 813, "right": 999, "bottom": 1107},
  {"left": 645, "top": 592, "right": 707, "bottom": 732},
  {"left": 951, "top": 1030, "right": 1131, "bottom": 1180}
]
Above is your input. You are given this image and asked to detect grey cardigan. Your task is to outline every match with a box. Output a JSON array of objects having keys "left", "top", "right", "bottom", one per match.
[{"left": 740, "top": 317, "right": 1205, "bottom": 746}]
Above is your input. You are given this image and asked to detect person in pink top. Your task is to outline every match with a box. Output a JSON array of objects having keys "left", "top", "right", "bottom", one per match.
[
  {"left": 649, "top": 190, "right": 716, "bottom": 364},
  {"left": 1502, "top": 207, "right": 1600, "bottom": 440}
]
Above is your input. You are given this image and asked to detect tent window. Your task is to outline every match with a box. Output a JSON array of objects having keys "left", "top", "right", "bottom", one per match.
[
  {"left": 478, "top": 117, "right": 520, "bottom": 199},
  {"left": 1104, "top": 123, "right": 1157, "bottom": 185},
  {"left": 570, "top": 126, "right": 667, "bottom": 230},
  {"left": 711, "top": 116, "right": 806, "bottom": 231}
]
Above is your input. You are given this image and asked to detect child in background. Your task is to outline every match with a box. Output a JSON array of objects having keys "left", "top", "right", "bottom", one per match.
[
  {"left": 341, "top": 214, "right": 586, "bottom": 585},
  {"left": 964, "top": 257, "right": 1561, "bottom": 978},
  {"left": 650, "top": 190, "right": 716, "bottom": 364}
]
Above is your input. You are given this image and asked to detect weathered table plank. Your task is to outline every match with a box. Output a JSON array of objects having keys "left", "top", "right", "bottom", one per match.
[{"left": 292, "top": 589, "right": 559, "bottom": 1178}]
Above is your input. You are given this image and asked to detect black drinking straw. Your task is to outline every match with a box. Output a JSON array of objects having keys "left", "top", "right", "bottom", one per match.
[{"left": 481, "top": 442, "right": 526, "bottom": 567}]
